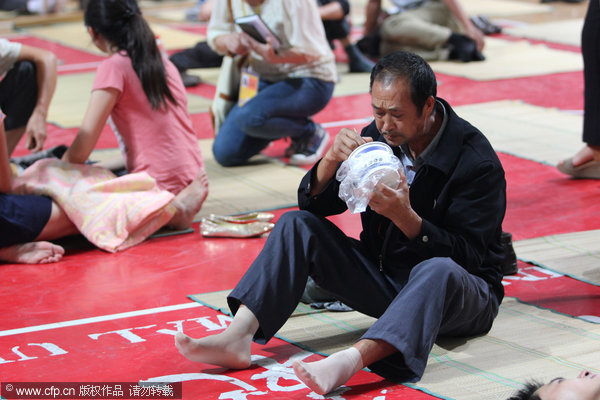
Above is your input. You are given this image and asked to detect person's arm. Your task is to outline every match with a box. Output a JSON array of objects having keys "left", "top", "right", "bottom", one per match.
[
  {"left": 197, "top": 0, "right": 213, "bottom": 22},
  {"left": 16, "top": 45, "right": 57, "bottom": 153},
  {"left": 243, "top": 35, "right": 320, "bottom": 65},
  {"left": 62, "top": 88, "right": 119, "bottom": 164},
  {"left": 318, "top": 0, "right": 345, "bottom": 20},
  {"left": 440, "top": 0, "right": 484, "bottom": 51},
  {"left": 364, "top": 0, "right": 382, "bottom": 35}
]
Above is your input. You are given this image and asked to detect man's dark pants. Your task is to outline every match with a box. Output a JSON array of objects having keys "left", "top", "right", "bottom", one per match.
[{"left": 228, "top": 210, "right": 500, "bottom": 381}]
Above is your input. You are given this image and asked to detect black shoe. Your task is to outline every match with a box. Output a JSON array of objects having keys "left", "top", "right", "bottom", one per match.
[
  {"left": 180, "top": 71, "right": 201, "bottom": 88},
  {"left": 448, "top": 33, "right": 485, "bottom": 62},
  {"left": 500, "top": 231, "right": 518, "bottom": 275},
  {"left": 356, "top": 30, "right": 382, "bottom": 58},
  {"left": 345, "top": 44, "right": 376, "bottom": 73}
]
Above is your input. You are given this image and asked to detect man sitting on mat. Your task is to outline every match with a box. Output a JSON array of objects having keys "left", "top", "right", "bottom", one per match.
[
  {"left": 175, "top": 50, "right": 506, "bottom": 395},
  {"left": 361, "top": 0, "right": 486, "bottom": 62},
  {"left": 0, "top": 38, "right": 57, "bottom": 157}
]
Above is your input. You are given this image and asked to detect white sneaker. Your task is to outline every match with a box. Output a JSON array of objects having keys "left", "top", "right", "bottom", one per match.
[{"left": 288, "top": 124, "right": 330, "bottom": 166}]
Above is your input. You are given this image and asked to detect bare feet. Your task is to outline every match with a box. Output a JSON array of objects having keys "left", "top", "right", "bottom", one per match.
[
  {"left": 293, "top": 347, "right": 363, "bottom": 395},
  {"left": 0, "top": 241, "right": 64, "bottom": 264},
  {"left": 174, "top": 331, "right": 252, "bottom": 369},
  {"left": 168, "top": 170, "right": 209, "bottom": 230}
]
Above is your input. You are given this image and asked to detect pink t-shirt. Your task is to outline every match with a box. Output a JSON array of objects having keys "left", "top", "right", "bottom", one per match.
[{"left": 93, "top": 52, "right": 204, "bottom": 194}]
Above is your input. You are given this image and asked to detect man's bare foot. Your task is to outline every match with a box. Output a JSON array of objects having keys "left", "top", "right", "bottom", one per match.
[
  {"left": 174, "top": 331, "right": 252, "bottom": 369},
  {"left": 293, "top": 347, "right": 363, "bottom": 395},
  {"left": 0, "top": 242, "right": 64, "bottom": 264}
]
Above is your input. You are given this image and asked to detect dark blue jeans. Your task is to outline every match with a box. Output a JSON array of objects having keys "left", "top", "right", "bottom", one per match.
[
  {"left": 212, "top": 77, "right": 334, "bottom": 166},
  {"left": 228, "top": 210, "right": 500, "bottom": 382}
]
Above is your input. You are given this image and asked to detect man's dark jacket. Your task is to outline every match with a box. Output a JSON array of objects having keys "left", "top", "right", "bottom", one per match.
[{"left": 298, "top": 98, "right": 506, "bottom": 302}]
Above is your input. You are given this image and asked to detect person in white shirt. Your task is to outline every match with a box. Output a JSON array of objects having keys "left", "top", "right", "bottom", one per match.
[{"left": 207, "top": 0, "right": 337, "bottom": 166}]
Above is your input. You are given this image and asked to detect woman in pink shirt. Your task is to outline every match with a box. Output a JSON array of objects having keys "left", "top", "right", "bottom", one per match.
[{"left": 63, "top": 0, "right": 208, "bottom": 230}]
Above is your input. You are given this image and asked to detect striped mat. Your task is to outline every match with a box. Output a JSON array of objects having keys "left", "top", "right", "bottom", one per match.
[
  {"left": 455, "top": 100, "right": 582, "bottom": 166},
  {"left": 430, "top": 37, "right": 582, "bottom": 81},
  {"left": 193, "top": 139, "right": 304, "bottom": 219},
  {"left": 514, "top": 229, "right": 600, "bottom": 286},
  {"left": 190, "top": 291, "right": 600, "bottom": 400},
  {"left": 504, "top": 19, "right": 583, "bottom": 47}
]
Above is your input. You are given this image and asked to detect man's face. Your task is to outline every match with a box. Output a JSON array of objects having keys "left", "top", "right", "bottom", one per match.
[
  {"left": 370, "top": 78, "right": 431, "bottom": 148},
  {"left": 536, "top": 371, "right": 600, "bottom": 400}
]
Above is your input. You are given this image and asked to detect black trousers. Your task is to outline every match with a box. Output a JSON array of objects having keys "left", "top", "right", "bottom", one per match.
[
  {"left": 0, "top": 0, "right": 27, "bottom": 12},
  {"left": 582, "top": 0, "right": 600, "bottom": 146},
  {"left": 318, "top": 0, "right": 351, "bottom": 43},
  {"left": 0, "top": 61, "right": 38, "bottom": 131},
  {"left": 227, "top": 210, "right": 500, "bottom": 382}
]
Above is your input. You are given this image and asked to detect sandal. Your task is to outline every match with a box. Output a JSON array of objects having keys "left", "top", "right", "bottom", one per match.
[{"left": 557, "top": 158, "right": 600, "bottom": 179}]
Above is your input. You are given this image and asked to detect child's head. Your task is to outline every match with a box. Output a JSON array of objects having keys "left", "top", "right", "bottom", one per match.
[
  {"left": 84, "top": 0, "right": 176, "bottom": 110},
  {"left": 84, "top": 0, "right": 144, "bottom": 52}
]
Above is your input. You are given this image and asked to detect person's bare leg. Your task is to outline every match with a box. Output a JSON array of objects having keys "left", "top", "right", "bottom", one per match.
[
  {"left": 293, "top": 338, "right": 396, "bottom": 395},
  {"left": 175, "top": 304, "right": 258, "bottom": 369},
  {"left": 0, "top": 242, "right": 64, "bottom": 264},
  {"left": 0, "top": 201, "right": 76, "bottom": 264},
  {"left": 35, "top": 201, "right": 78, "bottom": 241},
  {"left": 168, "top": 169, "right": 209, "bottom": 230}
]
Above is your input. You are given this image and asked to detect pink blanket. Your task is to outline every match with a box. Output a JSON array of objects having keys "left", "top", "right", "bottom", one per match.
[{"left": 12, "top": 159, "right": 176, "bottom": 252}]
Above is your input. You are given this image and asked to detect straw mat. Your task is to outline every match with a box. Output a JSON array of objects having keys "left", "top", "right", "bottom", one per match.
[
  {"left": 88, "top": 138, "right": 304, "bottom": 221},
  {"left": 48, "top": 72, "right": 211, "bottom": 128},
  {"left": 190, "top": 291, "right": 600, "bottom": 400},
  {"left": 193, "top": 139, "right": 305, "bottom": 220},
  {"left": 514, "top": 230, "right": 600, "bottom": 286},
  {"left": 459, "top": 0, "right": 553, "bottom": 18},
  {"left": 504, "top": 19, "right": 583, "bottom": 47},
  {"left": 454, "top": 100, "right": 582, "bottom": 166},
  {"left": 24, "top": 22, "right": 203, "bottom": 54},
  {"left": 431, "top": 37, "right": 582, "bottom": 81}
]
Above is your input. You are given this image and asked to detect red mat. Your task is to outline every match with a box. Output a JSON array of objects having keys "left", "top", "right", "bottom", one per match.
[{"left": 500, "top": 152, "right": 600, "bottom": 240}]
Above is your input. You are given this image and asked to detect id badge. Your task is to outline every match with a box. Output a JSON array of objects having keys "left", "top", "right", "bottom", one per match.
[{"left": 238, "top": 68, "right": 259, "bottom": 107}]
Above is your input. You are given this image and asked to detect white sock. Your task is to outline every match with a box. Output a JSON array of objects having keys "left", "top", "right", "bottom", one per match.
[
  {"left": 175, "top": 305, "right": 259, "bottom": 369},
  {"left": 293, "top": 347, "right": 363, "bottom": 395}
]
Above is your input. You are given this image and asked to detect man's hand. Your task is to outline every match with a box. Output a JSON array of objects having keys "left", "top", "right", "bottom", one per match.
[
  {"left": 310, "top": 128, "right": 372, "bottom": 196},
  {"left": 323, "top": 128, "right": 372, "bottom": 164},
  {"left": 368, "top": 166, "right": 422, "bottom": 239},
  {"left": 24, "top": 110, "right": 47, "bottom": 152}
]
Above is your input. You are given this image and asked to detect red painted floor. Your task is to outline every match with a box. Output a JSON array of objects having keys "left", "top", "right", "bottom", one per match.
[{"left": 2, "top": 15, "right": 599, "bottom": 400}]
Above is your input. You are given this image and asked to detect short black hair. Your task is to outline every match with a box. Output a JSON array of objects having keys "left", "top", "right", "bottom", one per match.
[
  {"left": 506, "top": 381, "right": 543, "bottom": 400},
  {"left": 369, "top": 50, "right": 437, "bottom": 116}
]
